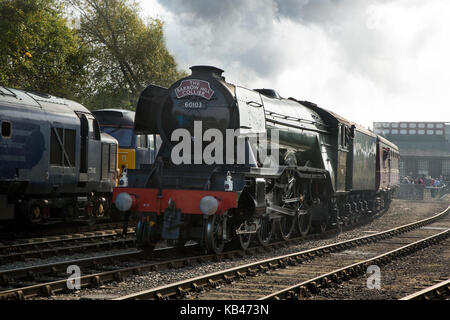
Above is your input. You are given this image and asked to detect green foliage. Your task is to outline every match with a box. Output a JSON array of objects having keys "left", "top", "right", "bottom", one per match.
[
  {"left": 68, "top": 0, "right": 187, "bottom": 110},
  {"left": 0, "top": 0, "right": 90, "bottom": 99},
  {"left": 0, "top": 0, "right": 187, "bottom": 110}
]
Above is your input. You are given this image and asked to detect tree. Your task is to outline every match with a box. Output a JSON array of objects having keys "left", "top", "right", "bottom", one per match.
[
  {"left": 67, "top": 0, "right": 186, "bottom": 110},
  {"left": 0, "top": 0, "right": 90, "bottom": 99}
]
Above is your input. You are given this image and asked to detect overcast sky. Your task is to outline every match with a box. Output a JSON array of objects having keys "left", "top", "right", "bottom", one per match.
[{"left": 138, "top": 0, "right": 450, "bottom": 128}]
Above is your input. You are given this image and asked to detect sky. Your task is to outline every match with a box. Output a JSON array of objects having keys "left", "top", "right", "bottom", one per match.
[{"left": 138, "top": 0, "right": 450, "bottom": 129}]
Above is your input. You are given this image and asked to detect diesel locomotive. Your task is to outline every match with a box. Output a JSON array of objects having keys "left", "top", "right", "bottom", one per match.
[
  {"left": 0, "top": 87, "right": 118, "bottom": 225},
  {"left": 92, "top": 109, "right": 161, "bottom": 179},
  {"left": 113, "top": 66, "right": 399, "bottom": 253}
]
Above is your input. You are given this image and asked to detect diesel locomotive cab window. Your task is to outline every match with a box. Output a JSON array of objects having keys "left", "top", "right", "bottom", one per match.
[
  {"left": 136, "top": 135, "right": 147, "bottom": 148},
  {"left": 148, "top": 135, "right": 155, "bottom": 151},
  {"left": 1, "top": 121, "right": 11, "bottom": 137},
  {"left": 64, "top": 129, "right": 76, "bottom": 166},
  {"left": 88, "top": 118, "right": 101, "bottom": 140},
  {"left": 101, "top": 127, "right": 134, "bottom": 149},
  {"left": 50, "top": 127, "right": 76, "bottom": 167}
]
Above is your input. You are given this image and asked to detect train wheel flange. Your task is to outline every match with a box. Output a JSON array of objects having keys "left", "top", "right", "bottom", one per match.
[
  {"left": 298, "top": 211, "right": 312, "bottom": 237},
  {"left": 256, "top": 217, "right": 274, "bottom": 246},
  {"left": 239, "top": 233, "right": 252, "bottom": 250},
  {"left": 277, "top": 214, "right": 296, "bottom": 241}
]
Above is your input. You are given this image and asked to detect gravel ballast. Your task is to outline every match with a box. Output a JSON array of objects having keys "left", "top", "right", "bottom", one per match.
[{"left": 27, "top": 199, "right": 448, "bottom": 300}]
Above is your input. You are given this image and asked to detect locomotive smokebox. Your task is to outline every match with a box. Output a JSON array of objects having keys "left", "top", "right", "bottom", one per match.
[{"left": 135, "top": 65, "right": 236, "bottom": 145}]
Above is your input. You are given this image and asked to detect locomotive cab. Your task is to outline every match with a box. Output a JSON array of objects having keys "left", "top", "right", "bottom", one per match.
[{"left": 93, "top": 109, "right": 161, "bottom": 179}]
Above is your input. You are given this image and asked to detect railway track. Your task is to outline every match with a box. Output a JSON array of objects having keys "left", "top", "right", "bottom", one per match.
[
  {"left": 0, "top": 204, "right": 389, "bottom": 300},
  {"left": 0, "top": 204, "right": 446, "bottom": 300},
  {"left": 0, "top": 222, "right": 126, "bottom": 242},
  {"left": 0, "top": 242, "right": 205, "bottom": 299},
  {"left": 299, "top": 236, "right": 450, "bottom": 300},
  {"left": 114, "top": 205, "right": 450, "bottom": 300},
  {"left": 400, "top": 278, "right": 450, "bottom": 300},
  {"left": 0, "top": 231, "right": 332, "bottom": 300},
  {"left": 0, "top": 228, "right": 135, "bottom": 263},
  {"left": 0, "top": 198, "right": 390, "bottom": 264}
]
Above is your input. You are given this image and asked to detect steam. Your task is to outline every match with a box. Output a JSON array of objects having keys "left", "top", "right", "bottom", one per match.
[{"left": 142, "top": 0, "right": 450, "bottom": 127}]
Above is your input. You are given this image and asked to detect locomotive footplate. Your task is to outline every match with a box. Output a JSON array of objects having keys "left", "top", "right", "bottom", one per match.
[{"left": 113, "top": 187, "right": 238, "bottom": 215}]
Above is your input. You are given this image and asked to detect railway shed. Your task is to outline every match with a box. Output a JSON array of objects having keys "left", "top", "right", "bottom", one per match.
[{"left": 373, "top": 122, "right": 450, "bottom": 181}]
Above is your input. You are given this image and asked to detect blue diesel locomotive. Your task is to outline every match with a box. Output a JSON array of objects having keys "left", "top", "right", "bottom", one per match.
[
  {"left": 92, "top": 109, "right": 161, "bottom": 180},
  {"left": 0, "top": 87, "right": 118, "bottom": 225}
]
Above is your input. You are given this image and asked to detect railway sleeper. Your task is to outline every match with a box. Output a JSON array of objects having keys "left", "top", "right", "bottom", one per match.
[
  {"left": 41, "top": 285, "right": 53, "bottom": 297},
  {"left": 223, "top": 274, "right": 234, "bottom": 284},
  {"left": 91, "top": 276, "right": 102, "bottom": 287}
]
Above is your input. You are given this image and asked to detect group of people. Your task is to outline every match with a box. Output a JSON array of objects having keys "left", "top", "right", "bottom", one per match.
[
  {"left": 400, "top": 175, "right": 447, "bottom": 198},
  {"left": 401, "top": 175, "right": 445, "bottom": 187}
]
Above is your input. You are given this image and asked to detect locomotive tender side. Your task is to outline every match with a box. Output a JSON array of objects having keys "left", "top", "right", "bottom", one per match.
[
  {"left": 0, "top": 86, "right": 118, "bottom": 224},
  {"left": 113, "top": 66, "right": 399, "bottom": 253}
]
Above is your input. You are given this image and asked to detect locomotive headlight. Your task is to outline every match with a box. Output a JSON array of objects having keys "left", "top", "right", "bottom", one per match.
[
  {"left": 199, "top": 196, "right": 219, "bottom": 215},
  {"left": 115, "top": 192, "right": 135, "bottom": 212}
]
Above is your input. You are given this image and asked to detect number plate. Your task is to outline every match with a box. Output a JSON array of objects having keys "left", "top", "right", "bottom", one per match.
[{"left": 183, "top": 101, "right": 205, "bottom": 109}]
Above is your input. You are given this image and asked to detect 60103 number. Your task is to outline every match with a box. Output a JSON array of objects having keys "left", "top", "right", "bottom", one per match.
[{"left": 184, "top": 101, "right": 204, "bottom": 109}]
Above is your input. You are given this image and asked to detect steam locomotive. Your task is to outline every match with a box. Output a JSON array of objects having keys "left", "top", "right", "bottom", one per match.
[
  {"left": 0, "top": 87, "right": 118, "bottom": 226},
  {"left": 113, "top": 66, "right": 399, "bottom": 253}
]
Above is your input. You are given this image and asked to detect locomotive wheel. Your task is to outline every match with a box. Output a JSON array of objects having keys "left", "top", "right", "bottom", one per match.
[
  {"left": 297, "top": 211, "right": 312, "bottom": 237},
  {"left": 275, "top": 169, "right": 300, "bottom": 241},
  {"left": 334, "top": 206, "right": 343, "bottom": 233},
  {"left": 256, "top": 217, "right": 274, "bottom": 246},
  {"left": 136, "top": 221, "right": 156, "bottom": 252},
  {"left": 277, "top": 215, "right": 296, "bottom": 241},
  {"left": 84, "top": 203, "right": 96, "bottom": 226},
  {"left": 204, "top": 214, "right": 225, "bottom": 254},
  {"left": 239, "top": 233, "right": 252, "bottom": 250}
]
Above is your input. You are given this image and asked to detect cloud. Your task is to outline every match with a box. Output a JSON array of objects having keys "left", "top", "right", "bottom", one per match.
[{"left": 140, "top": 0, "right": 450, "bottom": 127}]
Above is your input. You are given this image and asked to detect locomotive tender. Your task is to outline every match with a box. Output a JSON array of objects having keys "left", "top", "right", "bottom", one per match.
[
  {"left": 113, "top": 66, "right": 399, "bottom": 253},
  {"left": 0, "top": 87, "right": 118, "bottom": 225}
]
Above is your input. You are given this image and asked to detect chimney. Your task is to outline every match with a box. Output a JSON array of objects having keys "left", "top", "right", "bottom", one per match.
[{"left": 190, "top": 65, "right": 224, "bottom": 79}]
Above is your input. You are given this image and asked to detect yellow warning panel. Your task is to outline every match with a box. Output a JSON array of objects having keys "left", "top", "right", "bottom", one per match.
[{"left": 118, "top": 148, "right": 135, "bottom": 174}]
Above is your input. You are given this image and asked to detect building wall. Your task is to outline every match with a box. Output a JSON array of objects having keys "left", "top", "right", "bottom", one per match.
[{"left": 373, "top": 121, "right": 450, "bottom": 180}]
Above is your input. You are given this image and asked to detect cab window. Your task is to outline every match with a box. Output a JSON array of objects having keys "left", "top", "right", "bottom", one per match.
[
  {"left": 101, "top": 126, "right": 134, "bottom": 148},
  {"left": 340, "top": 124, "right": 349, "bottom": 149},
  {"left": 148, "top": 135, "right": 155, "bottom": 151},
  {"left": 136, "top": 134, "right": 148, "bottom": 148}
]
